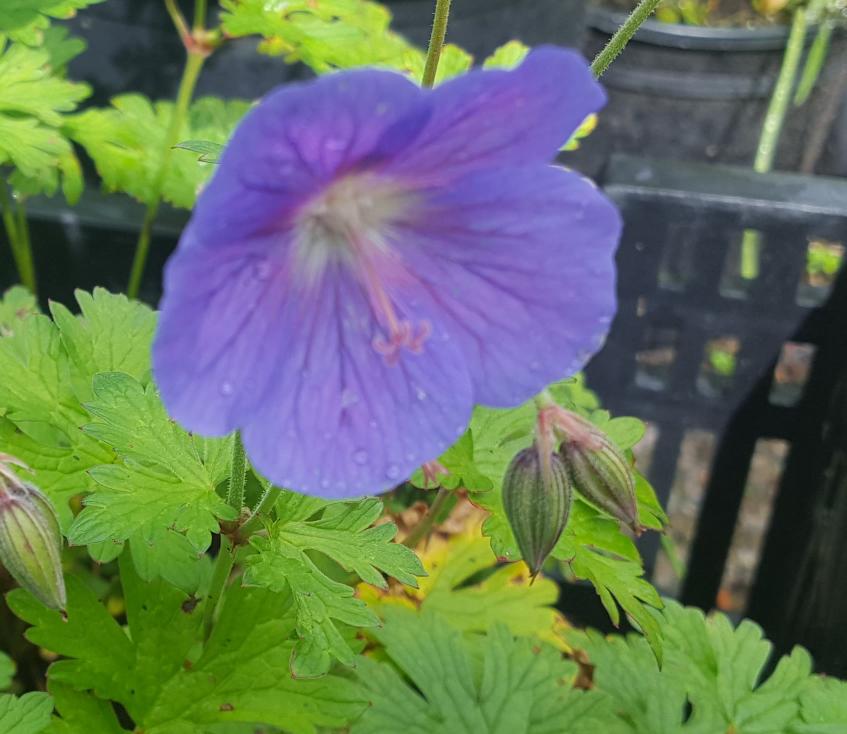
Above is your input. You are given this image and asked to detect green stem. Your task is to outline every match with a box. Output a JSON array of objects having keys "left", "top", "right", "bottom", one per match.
[
  {"left": 126, "top": 48, "right": 206, "bottom": 299},
  {"left": 202, "top": 536, "right": 234, "bottom": 642},
  {"left": 237, "top": 482, "right": 280, "bottom": 541},
  {"left": 14, "top": 202, "right": 36, "bottom": 295},
  {"left": 794, "top": 22, "right": 832, "bottom": 107},
  {"left": 0, "top": 184, "right": 22, "bottom": 281},
  {"left": 164, "top": 0, "right": 190, "bottom": 42},
  {"left": 741, "top": 8, "right": 807, "bottom": 280},
  {"left": 403, "top": 487, "right": 451, "bottom": 548},
  {"left": 421, "top": 0, "right": 451, "bottom": 87},
  {"left": 193, "top": 0, "right": 208, "bottom": 31},
  {"left": 203, "top": 432, "right": 249, "bottom": 641},
  {"left": 754, "top": 8, "right": 807, "bottom": 173},
  {"left": 0, "top": 185, "right": 36, "bottom": 294},
  {"left": 591, "top": 0, "right": 663, "bottom": 78},
  {"left": 226, "top": 433, "right": 247, "bottom": 510}
]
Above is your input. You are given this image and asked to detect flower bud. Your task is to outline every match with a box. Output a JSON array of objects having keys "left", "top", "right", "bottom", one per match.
[
  {"left": 560, "top": 431, "right": 641, "bottom": 535},
  {"left": 502, "top": 445, "right": 573, "bottom": 577},
  {"left": 0, "top": 457, "right": 66, "bottom": 610}
]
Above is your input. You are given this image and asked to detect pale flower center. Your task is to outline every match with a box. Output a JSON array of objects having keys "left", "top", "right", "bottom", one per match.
[{"left": 295, "top": 174, "right": 430, "bottom": 364}]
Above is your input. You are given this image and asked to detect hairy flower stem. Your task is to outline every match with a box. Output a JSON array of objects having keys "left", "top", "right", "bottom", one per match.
[
  {"left": 126, "top": 3, "right": 207, "bottom": 299},
  {"left": 740, "top": 7, "right": 807, "bottom": 279},
  {"left": 0, "top": 184, "right": 36, "bottom": 295},
  {"left": 226, "top": 433, "right": 247, "bottom": 510},
  {"left": 403, "top": 487, "right": 451, "bottom": 548},
  {"left": 590, "top": 0, "right": 663, "bottom": 78},
  {"left": 205, "top": 450, "right": 282, "bottom": 641},
  {"left": 421, "top": 0, "right": 452, "bottom": 87},
  {"left": 236, "top": 481, "right": 280, "bottom": 542}
]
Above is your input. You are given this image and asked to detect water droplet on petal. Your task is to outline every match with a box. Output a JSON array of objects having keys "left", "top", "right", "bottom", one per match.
[
  {"left": 341, "top": 388, "right": 358, "bottom": 408},
  {"left": 321, "top": 478, "right": 331, "bottom": 490},
  {"left": 254, "top": 260, "right": 272, "bottom": 280},
  {"left": 353, "top": 449, "right": 368, "bottom": 465},
  {"left": 415, "top": 387, "right": 427, "bottom": 401},
  {"left": 405, "top": 451, "right": 416, "bottom": 462},
  {"left": 530, "top": 360, "right": 541, "bottom": 371},
  {"left": 455, "top": 425, "right": 466, "bottom": 436},
  {"left": 386, "top": 464, "right": 401, "bottom": 480},
  {"left": 368, "top": 419, "right": 378, "bottom": 429},
  {"left": 220, "top": 381, "right": 234, "bottom": 396}
]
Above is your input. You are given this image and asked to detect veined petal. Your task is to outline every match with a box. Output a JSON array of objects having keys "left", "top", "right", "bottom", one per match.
[
  {"left": 385, "top": 47, "right": 606, "bottom": 182},
  {"left": 240, "top": 264, "right": 473, "bottom": 498},
  {"left": 152, "top": 230, "right": 293, "bottom": 435},
  {"left": 189, "top": 69, "right": 428, "bottom": 248},
  {"left": 395, "top": 165, "right": 621, "bottom": 407}
]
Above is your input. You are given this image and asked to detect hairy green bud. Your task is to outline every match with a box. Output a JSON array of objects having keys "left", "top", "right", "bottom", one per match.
[
  {"left": 0, "top": 456, "right": 66, "bottom": 610},
  {"left": 560, "top": 431, "right": 641, "bottom": 534},
  {"left": 502, "top": 445, "right": 572, "bottom": 577}
]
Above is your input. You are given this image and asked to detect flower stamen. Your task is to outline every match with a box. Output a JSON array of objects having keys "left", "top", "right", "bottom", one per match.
[{"left": 346, "top": 228, "right": 431, "bottom": 365}]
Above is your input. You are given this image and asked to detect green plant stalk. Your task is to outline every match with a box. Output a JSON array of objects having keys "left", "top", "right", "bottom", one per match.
[
  {"left": 226, "top": 433, "right": 247, "bottom": 510},
  {"left": 236, "top": 481, "right": 280, "bottom": 541},
  {"left": 794, "top": 22, "right": 832, "bottom": 107},
  {"left": 126, "top": 49, "right": 205, "bottom": 299},
  {"left": 402, "top": 487, "right": 451, "bottom": 548},
  {"left": 164, "top": 0, "right": 190, "bottom": 42},
  {"left": 591, "top": 0, "right": 663, "bottom": 78},
  {"left": 421, "top": 0, "right": 452, "bottom": 87},
  {"left": 740, "top": 8, "right": 807, "bottom": 280},
  {"left": 14, "top": 203, "right": 36, "bottom": 295},
  {"left": 202, "top": 536, "right": 234, "bottom": 642},
  {"left": 0, "top": 184, "right": 36, "bottom": 294},
  {"left": 793, "top": 0, "right": 833, "bottom": 107},
  {"left": 205, "top": 448, "right": 279, "bottom": 640},
  {"left": 193, "top": 0, "right": 208, "bottom": 31}
]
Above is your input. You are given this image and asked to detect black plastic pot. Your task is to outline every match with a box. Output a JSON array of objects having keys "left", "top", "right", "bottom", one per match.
[
  {"left": 383, "top": 0, "right": 587, "bottom": 59},
  {"left": 569, "top": 6, "right": 847, "bottom": 179},
  {"left": 65, "top": 0, "right": 310, "bottom": 105},
  {"left": 0, "top": 191, "right": 186, "bottom": 307}
]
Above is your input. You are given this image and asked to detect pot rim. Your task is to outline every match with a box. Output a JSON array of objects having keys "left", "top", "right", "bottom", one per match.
[{"left": 587, "top": 5, "right": 816, "bottom": 51}]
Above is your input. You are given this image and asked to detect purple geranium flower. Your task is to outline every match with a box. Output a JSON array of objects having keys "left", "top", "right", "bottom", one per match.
[{"left": 153, "top": 47, "right": 621, "bottom": 499}]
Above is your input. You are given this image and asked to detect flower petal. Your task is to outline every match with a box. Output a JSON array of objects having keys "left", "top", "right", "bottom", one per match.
[
  {"left": 190, "top": 69, "right": 428, "bottom": 247},
  {"left": 396, "top": 164, "right": 621, "bottom": 408},
  {"left": 152, "top": 229, "right": 293, "bottom": 435},
  {"left": 386, "top": 47, "right": 605, "bottom": 181},
  {"left": 240, "top": 264, "right": 474, "bottom": 498}
]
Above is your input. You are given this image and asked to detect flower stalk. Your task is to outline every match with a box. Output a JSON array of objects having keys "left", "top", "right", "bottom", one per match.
[
  {"left": 740, "top": 7, "right": 808, "bottom": 279},
  {"left": 421, "top": 0, "right": 452, "bottom": 87},
  {"left": 402, "top": 486, "right": 451, "bottom": 548},
  {"left": 202, "top": 536, "right": 234, "bottom": 642},
  {"left": 0, "top": 184, "right": 36, "bottom": 295},
  {"left": 127, "top": 0, "right": 212, "bottom": 299},
  {"left": 235, "top": 481, "right": 280, "bottom": 542},
  {"left": 591, "top": 0, "right": 664, "bottom": 78}
]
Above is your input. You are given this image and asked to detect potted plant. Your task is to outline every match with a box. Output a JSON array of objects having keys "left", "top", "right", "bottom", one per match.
[{"left": 571, "top": 0, "right": 847, "bottom": 178}]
